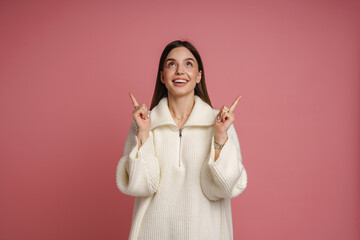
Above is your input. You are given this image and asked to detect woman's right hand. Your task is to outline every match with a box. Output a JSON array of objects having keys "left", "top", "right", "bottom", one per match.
[{"left": 129, "top": 92, "right": 150, "bottom": 147}]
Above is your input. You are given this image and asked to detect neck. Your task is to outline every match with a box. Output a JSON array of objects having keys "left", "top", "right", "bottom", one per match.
[{"left": 167, "top": 93, "right": 195, "bottom": 120}]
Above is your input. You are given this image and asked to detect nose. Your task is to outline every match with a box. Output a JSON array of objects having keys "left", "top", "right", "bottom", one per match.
[{"left": 176, "top": 64, "right": 184, "bottom": 75}]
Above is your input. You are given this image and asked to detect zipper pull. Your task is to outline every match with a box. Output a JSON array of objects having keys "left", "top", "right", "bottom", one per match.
[{"left": 179, "top": 129, "right": 182, "bottom": 137}]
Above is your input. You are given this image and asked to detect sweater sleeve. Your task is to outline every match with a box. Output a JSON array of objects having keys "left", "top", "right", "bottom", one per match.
[
  {"left": 116, "top": 121, "right": 160, "bottom": 197},
  {"left": 200, "top": 124, "right": 247, "bottom": 201}
]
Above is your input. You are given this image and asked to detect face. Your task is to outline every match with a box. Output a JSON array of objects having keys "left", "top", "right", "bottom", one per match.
[{"left": 160, "top": 47, "right": 202, "bottom": 98}]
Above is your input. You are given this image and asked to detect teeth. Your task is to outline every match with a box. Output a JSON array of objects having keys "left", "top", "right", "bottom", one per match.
[{"left": 174, "top": 79, "right": 187, "bottom": 83}]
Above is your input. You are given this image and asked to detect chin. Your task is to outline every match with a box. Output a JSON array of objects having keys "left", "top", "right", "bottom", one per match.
[{"left": 168, "top": 89, "right": 195, "bottom": 98}]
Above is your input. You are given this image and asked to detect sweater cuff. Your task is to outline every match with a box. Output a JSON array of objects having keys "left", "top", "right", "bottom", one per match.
[
  {"left": 209, "top": 134, "right": 237, "bottom": 167},
  {"left": 128, "top": 132, "right": 154, "bottom": 160},
  {"left": 127, "top": 131, "right": 159, "bottom": 193},
  {"left": 207, "top": 135, "right": 242, "bottom": 197}
]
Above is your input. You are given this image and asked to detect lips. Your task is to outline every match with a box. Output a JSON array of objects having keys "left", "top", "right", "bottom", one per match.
[{"left": 172, "top": 78, "right": 189, "bottom": 87}]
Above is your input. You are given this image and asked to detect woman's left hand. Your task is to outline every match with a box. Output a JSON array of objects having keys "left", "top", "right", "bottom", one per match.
[{"left": 214, "top": 96, "right": 242, "bottom": 145}]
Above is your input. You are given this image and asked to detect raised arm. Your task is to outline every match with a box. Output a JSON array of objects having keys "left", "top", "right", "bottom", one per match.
[
  {"left": 200, "top": 96, "right": 247, "bottom": 201},
  {"left": 115, "top": 93, "right": 160, "bottom": 197}
]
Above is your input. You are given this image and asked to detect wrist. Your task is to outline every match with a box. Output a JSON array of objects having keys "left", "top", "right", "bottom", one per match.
[
  {"left": 137, "top": 130, "right": 149, "bottom": 144},
  {"left": 214, "top": 132, "right": 228, "bottom": 145}
]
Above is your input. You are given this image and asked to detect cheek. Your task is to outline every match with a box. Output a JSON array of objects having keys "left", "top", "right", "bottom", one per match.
[
  {"left": 162, "top": 70, "right": 172, "bottom": 81},
  {"left": 188, "top": 69, "right": 199, "bottom": 79}
]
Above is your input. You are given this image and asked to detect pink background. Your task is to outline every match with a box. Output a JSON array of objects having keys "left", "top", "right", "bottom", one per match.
[{"left": 1, "top": 0, "right": 359, "bottom": 239}]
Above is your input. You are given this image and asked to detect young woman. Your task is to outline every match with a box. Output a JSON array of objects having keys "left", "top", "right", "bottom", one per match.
[{"left": 116, "top": 40, "right": 247, "bottom": 240}]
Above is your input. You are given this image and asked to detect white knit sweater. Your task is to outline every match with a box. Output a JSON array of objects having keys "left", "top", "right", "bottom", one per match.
[{"left": 116, "top": 96, "right": 247, "bottom": 240}]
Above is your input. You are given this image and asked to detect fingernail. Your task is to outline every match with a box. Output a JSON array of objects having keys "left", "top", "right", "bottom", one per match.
[
  {"left": 217, "top": 116, "right": 220, "bottom": 122},
  {"left": 147, "top": 113, "right": 150, "bottom": 118}
]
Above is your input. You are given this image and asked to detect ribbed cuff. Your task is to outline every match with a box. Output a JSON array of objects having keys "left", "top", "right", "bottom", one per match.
[
  {"left": 207, "top": 134, "right": 242, "bottom": 198},
  {"left": 127, "top": 131, "right": 159, "bottom": 194}
]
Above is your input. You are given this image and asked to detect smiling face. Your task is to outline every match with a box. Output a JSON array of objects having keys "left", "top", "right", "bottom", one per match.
[{"left": 160, "top": 47, "right": 202, "bottom": 99}]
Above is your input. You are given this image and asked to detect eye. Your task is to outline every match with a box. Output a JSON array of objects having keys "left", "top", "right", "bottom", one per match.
[
  {"left": 186, "top": 61, "right": 193, "bottom": 67},
  {"left": 168, "top": 62, "right": 175, "bottom": 67}
]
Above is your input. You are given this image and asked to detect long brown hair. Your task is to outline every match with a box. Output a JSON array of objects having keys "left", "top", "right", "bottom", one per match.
[{"left": 150, "top": 40, "right": 212, "bottom": 110}]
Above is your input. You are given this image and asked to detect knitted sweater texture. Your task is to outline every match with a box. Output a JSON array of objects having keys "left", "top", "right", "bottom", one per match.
[{"left": 116, "top": 96, "right": 248, "bottom": 240}]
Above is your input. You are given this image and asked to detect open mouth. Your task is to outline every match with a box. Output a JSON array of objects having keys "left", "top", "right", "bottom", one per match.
[
  {"left": 172, "top": 79, "right": 189, "bottom": 83},
  {"left": 172, "top": 79, "right": 189, "bottom": 87}
]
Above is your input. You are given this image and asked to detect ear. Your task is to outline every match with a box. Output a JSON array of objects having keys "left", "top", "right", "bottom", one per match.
[
  {"left": 196, "top": 70, "right": 202, "bottom": 84},
  {"left": 160, "top": 71, "right": 165, "bottom": 84}
]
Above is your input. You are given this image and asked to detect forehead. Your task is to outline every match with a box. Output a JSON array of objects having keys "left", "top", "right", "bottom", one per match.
[{"left": 166, "top": 47, "right": 196, "bottom": 61}]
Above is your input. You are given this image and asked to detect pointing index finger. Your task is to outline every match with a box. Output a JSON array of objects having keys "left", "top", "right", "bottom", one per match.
[
  {"left": 229, "top": 96, "right": 242, "bottom": 113},
  {"left": 129, "top": 92, "right": 139, "bottom": 108}
]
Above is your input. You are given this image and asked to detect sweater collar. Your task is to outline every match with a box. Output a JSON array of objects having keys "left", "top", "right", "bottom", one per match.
[{"left": 150, "top": 95, "right": 215, "bottom": 130}]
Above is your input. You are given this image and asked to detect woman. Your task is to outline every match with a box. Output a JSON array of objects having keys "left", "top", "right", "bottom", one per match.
[{"left": 116, "top": 40, "right": 247, "bottom": 240}]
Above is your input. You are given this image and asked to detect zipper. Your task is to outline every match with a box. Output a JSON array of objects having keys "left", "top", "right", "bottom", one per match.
[{"left": 179, "top": 128, "right": 183, "bottom": 167}]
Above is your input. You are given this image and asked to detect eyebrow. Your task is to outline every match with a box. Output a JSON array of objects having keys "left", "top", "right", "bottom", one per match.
[{"left": 165, "top": 57, "right": 195, "bottom": 62}]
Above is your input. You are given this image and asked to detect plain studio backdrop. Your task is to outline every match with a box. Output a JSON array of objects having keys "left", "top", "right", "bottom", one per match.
[{"left": 0, "top": 0, "right": 359, "bottom": 239}]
